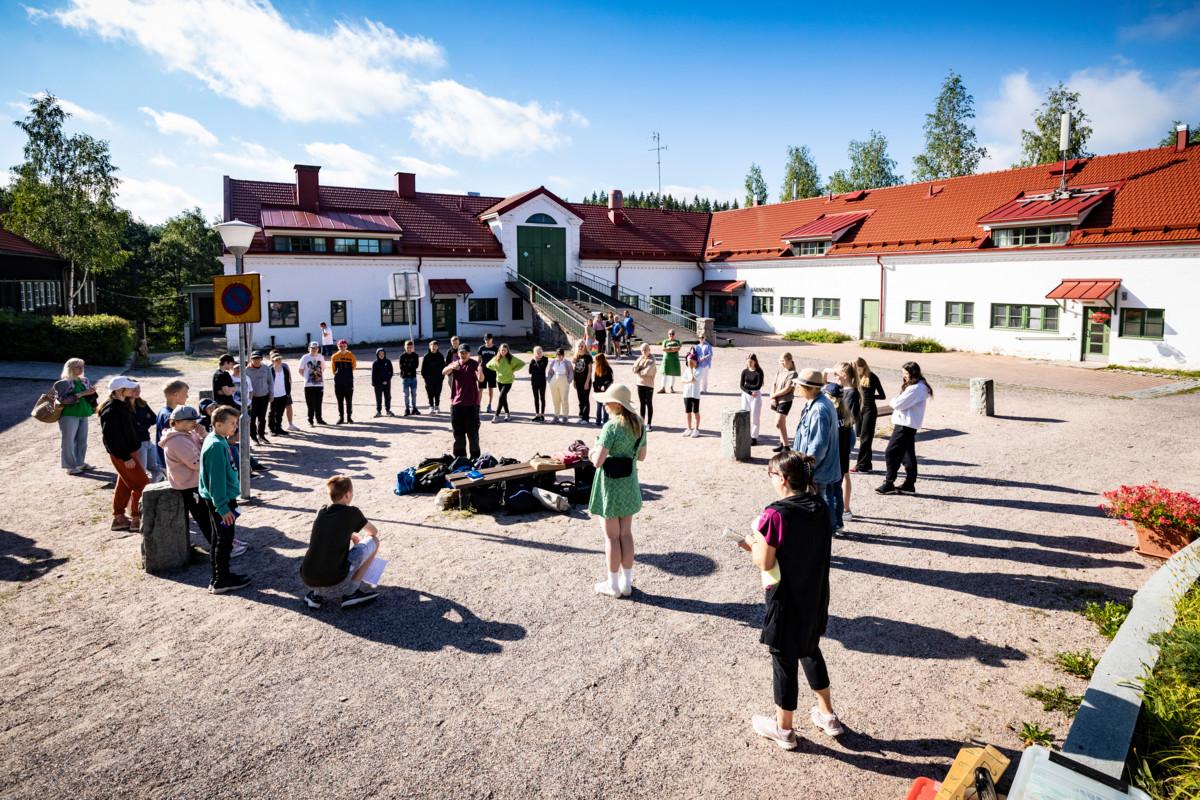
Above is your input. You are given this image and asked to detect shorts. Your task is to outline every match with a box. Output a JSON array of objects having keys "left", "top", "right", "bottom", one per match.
[
  {"left": 773, "top": 399, "right": 793, "bottom": 416},
  {"left": 272, "top": 395, "right": 292, "bottom": 406},
  {"left": 307, "top": 537, "right": 377, "bottom": 599},
  {"left": 479, "top": 370, "right": 498, "bottom": 389},
  {"left": 684, "top": 397, "right": 700, "bottom": 413}
]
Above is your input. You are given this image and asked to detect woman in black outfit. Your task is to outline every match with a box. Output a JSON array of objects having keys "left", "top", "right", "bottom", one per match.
[
  {"left": 740, "top": 450, "right": 843, "bottom": 750},
  {"left": 420, "top": 341, "right": 446, "bottom": 414},
  {"left": 739, "top": 353, "right": 766, "bottom": 446},
  {"left": 592, "top": 353, "right": 614, "bottom": 426},
  {"left": 527, "top": 346, "right": 548, "bottom": 421},
  {"left": 852, "top": 356, "right": 885, "bottom": 473},
  {"left": 572, "top": 340, "right": 593, "bottom": 423}
]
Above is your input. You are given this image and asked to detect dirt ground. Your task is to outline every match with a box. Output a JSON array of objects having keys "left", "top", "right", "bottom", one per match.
[{"left": 2, "top": 335, "right": 1197, "bottom": 799}]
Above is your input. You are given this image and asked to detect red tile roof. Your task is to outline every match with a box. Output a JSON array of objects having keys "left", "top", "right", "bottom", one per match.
[
  {"left": 576, "top": 205, "right": 710, "bottom": 260},
  {"left": 479, "top": 186, "right": 579, "bottom": 220},
  {"left": 428, "top": 279, "right": 474, "bottom": 295},
  {"left": 260, "top": 208, "right": 402, "bottom": 233},
  {"left": 977, "top": 185, "right": 1115, "bottom": 226},
  {"left": 1046, "top": 279, "right": 1121, "bottom": 300},
  {"left": 707, "top": 143, "right": 1200, "bottom": 261},
  {"left": 0, "top": 226, "right": 62, "bottom": 260},
  {"left": 780, "top": 211, "right": 872, "bottom": 241}
]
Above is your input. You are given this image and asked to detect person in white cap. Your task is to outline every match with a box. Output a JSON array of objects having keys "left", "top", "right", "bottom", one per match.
[
  {"left": 298, "top": 342, "right": 327, "bottom": 425},
  {"left": 98, "top": 376, "right": 149, "bottom": 532},
  {"left": 588, "top": 383, "right": 648, "bottom": 598}
]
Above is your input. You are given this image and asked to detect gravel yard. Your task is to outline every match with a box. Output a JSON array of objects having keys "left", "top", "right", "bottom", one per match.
[{"left": 1, "top": 335, "right": 1195, "bottom": 799}]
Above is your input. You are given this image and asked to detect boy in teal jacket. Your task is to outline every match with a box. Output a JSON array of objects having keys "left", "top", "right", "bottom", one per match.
[{"left": 199, "top": 406, "right": 251, "bottom": 594}]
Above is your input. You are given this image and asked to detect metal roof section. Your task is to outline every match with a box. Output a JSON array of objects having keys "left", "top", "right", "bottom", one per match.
[
  {"left": 260, "top": 208, "right": 402, "bottom": 234},
  {"left": 1046, "top": 279, "right": 1122, "bottom": 301},
  {"left": 780, "top": 211, "right": 873, "bottom": 242}
]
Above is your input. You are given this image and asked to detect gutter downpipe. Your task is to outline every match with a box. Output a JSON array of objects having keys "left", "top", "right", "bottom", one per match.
[
  {"left": 875, "top": 255, "right": 886, "bottom": 333},
  {"left": 615, "top": 259, "right": 622, "bottom": 300},
  {"left": 416, "top": 256, "right": 423, "bottom": 339}
]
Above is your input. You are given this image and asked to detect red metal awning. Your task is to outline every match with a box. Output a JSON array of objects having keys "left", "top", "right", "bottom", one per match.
[
  {"left": 978, "top": 185, "right": 1114, "bottom": 227},
  {"left": 692, "top": 279, "right": 746, "bottom": 293},
  {"left": 260, "top": 208, "right": 402, "bottom": 233},
  {"left": 428, "top": 279, "right": 473, "bottom": 295},
  {"left": 1046, "top": 279, "right": 1121, "bottom": 300},
  {"left": 780, "top": 211, "right": 872, "bottom": 242}
]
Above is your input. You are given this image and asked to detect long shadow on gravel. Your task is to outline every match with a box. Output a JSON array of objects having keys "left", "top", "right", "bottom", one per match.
[
  {"left": 0, "top": 530, "right": 67, "bottom": 582},
  {"left": 913, "top": 492, "right": 1105, "bottom": 518},
  {"left": 826, "top": 615, "right": 1025, "bottom": 666},
  {"left": 914, "top": 472, "right": 1095, "bottom": 495},
  {"left": 840, "top": 530, "right": 1134, "bottom": 570},
  {"left": 795, "top": 730, "right": 962, "bottom": 781},
  {"left": 859, "top": 518, "right": 1130, "bottom": 555}
]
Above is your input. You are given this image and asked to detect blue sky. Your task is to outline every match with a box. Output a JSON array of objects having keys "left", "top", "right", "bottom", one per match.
[{"left": 2, "top": 0, "right": 1199, "bottom": 223}]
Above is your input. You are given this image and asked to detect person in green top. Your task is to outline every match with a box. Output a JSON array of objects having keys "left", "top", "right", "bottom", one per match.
[
  {"left": 484, "top": 342, "right": 525, "bottom": 423},
  {"left": 199, "top": 406, "right": 251, "bottom": 594},
  {"left": 657, "top": 330, "right": 681, "bottom": 393},
  {"left": 588, "top": 384, "right": 648, "bottom": 598},
  {"left": 55, "top": 358, "right": 98, "bottom": 474}
]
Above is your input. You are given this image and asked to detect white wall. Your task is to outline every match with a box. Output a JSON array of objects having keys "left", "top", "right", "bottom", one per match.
[
  {"left": 486, "top": 195, "right": 582, "bottom": 278},
  {"left": 579, "top": 259, "right": 701, "bottom": 310}
]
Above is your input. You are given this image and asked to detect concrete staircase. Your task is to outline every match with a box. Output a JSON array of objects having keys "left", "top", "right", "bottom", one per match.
[{"left": 548, "top": 285, "right": 697, "bottom": 346}]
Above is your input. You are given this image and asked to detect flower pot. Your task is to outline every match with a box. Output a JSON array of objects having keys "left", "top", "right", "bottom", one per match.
[{"left": 1133, "top": 523, "right": 1194, "bottom": 559}]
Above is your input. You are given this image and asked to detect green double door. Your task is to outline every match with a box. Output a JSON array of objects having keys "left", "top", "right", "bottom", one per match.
[{"left": 517, "top": 226, "right": 566, "bottom": 285}]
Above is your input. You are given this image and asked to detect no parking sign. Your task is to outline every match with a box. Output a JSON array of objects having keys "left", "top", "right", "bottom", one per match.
[{"left": 213, "top": 273, "right": 262, "bottom": 324}]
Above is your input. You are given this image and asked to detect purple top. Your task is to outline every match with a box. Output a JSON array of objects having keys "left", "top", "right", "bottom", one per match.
[{"left": 757, "top": 507, "right": 786, "bottom": 549}]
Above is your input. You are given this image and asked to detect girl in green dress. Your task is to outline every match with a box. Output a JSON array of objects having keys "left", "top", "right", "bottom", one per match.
[
  {"left": 658, "top": 330, "right": 681, "bottom": 393},
  {"left": 588, "top": 383, "right": 648, "bottom": 598}
]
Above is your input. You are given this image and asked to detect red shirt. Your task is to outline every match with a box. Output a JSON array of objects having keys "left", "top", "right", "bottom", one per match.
[{"left": 449, "top": 359, "right": 481, "bottom": 406}]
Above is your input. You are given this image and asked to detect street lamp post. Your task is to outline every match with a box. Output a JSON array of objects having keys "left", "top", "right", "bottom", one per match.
[{"left": 213, "top": 220, "right": 260, "bottom": 502}]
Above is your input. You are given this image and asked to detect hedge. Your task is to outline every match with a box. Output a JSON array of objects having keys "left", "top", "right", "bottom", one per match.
[
  {"left": 861, "top": 336, "right": 947, "bottom": 354},
  {"left": 782, "top": 328, "right": 852, "bottom": 343},
  {"left": 0, "top": 310, "right": 134, "bottom": 365}
]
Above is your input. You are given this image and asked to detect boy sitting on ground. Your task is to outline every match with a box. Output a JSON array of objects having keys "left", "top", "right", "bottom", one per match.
[{"left": 300, "top": 475, "right": 382, "bottom": 609}]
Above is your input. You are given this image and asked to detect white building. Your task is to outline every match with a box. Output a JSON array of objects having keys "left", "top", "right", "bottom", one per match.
[{"left": 223, "top": 127, "right": 1200, "bottom": 368}]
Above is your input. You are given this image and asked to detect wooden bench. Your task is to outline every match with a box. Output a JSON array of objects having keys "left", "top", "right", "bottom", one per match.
[
  {"left": 863, "top": 331, "right": 913, "bottom": 350},
  {"left": 446, "top": 460, "right": 579, "bottom": 508}
]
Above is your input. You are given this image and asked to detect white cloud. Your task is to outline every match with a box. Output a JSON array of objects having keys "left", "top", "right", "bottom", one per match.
[
  {"left": 393, "top": 155, "right": 458, "bottom": 179},
  {"left": 302, "top": 142, "right": 385, "bottom": 187},
  {"left": 1120, "top": 4, "right": 1200, "bottom": 40},
  {"left": 411, "top": 80, "right": 566, "bottom": 158},
  {"left": 118, "top": 176, "right": 211, "bottom": 223},
  {"left": 149, "top": 153, "right": 176, "bottom": 168},
  {"left": 210, "top": 139, "right": 293, "bottom": 181},
  {"left": 568, "top": 110, "right": 590, "bottom": 128},
  {"left": 138, "top": 107, "right": 217, "bottom": 146},
  {"left": 14, "top": 91, "right": 112, "bottom": 126},
  {"left": 978, "top": 71, "right": 1040, "bottom": 170}
]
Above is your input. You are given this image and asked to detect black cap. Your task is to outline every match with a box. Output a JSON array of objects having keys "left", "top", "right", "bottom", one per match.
[
  {"left": 250, "top": 351, "right": 263, "bottom": 359},
  {"left": 458, "top": 343, "right": 471, "bottom": 352}
]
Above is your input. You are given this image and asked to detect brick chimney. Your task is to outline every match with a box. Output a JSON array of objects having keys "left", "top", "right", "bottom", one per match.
[
  {"left": 295, "top": 164, "right": 320, "bottom": 212},
  {"left": 395, "top": 171, "right": 416, "bottom": 198},
  {"left": 608, "top": 189, "right": 624, "bottom": 225},
  {"left": 1176, "top": 123, "right": 1191, "bottom": 152}
]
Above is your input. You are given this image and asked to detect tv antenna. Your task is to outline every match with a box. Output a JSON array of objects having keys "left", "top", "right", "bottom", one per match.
[
  {"left": 650, "top": 132, "right": 668, "bottom": 207},
  {"left": 1057, "top": 112, "right": 1071, "bottom": 194}
]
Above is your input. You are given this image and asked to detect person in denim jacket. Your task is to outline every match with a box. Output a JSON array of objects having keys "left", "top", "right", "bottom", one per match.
[{"left": 792, "top": 368, "right": 840, "bottom": 535}]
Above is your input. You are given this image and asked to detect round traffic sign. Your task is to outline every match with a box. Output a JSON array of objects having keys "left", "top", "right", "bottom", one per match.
[{"left": 221, "top": 282, "right": 253, "bottom": 316}]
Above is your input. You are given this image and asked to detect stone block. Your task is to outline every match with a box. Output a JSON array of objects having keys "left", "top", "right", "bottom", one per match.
[
  {"left": 721, "top": 409, "right": 751, "bottom": 462},
  {"left": 140, "top": 482, "right": 189, "bottom": 573},
  {"left": 696, "top": 317, "right": 716, "bottom": 343},
  {"left": 969, "top": 377, "right": 995, "bottom": 416}
]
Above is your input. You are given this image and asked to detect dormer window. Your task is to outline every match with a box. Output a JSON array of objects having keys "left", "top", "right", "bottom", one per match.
[
  {"left": 780, "top": 211, "right": 871, "bottom": 257},
  {"left": 992, "top": 225, "right": 1070, "bottom": 248},
  {"left": 791, "top": 241, "right": 831, "bottom": 256},
  {"left": 525, "top": 213, "right": 557, "bottom": 225}
]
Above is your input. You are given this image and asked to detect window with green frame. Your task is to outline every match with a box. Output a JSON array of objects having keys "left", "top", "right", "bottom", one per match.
[
  {"left": 381, "top": 299, "right": 416, "bottom": 325},
  {"left": 268, "top": 301, "right": 299, "bottom": 328},
  {"left": 329, "top": 300, "right": 347, "bottom": 326},
  {"left": 511, "top": 296, "right": 524, "bottom": 321},
  {"left": 467, "top": 298, "right": 498, "bottom": 321},
  {"left": 790, "top": 240, "right": 830, "bottom": 256},
  {"left": 992, "top": 225, "right": 1070, "bottom": 247},
  {"left": 780, "top": 297, "right": 805, "bottom": 316},
  {"left": 813, "top": 298, "right": 840, "bottom": 318},
  {"left": 273, "top": 236, "right": 326, "bottom": 253},
  {"left": 945, "top": 301, "right": 974, "bottom": 326},
  {"left": 650, "top": 295, "right": 670, "bottom": 314},
  {"left": 1120, "top": 308, "right": 1164, "bottom": 339},
  {"left": 905, "top": 300, "right": 931, "bottom": 324},
  {"left": 334, "top": 237, "right": 394, "bottom": 255},
  {"left": 679, "top": 295, "right": 696, "bottom": 314},
  {"left": 990, "top": 303, "right": 1059, "bottom": 332},
  {"left": 751, "top": 295, "right": 774, "bottom": 315}
]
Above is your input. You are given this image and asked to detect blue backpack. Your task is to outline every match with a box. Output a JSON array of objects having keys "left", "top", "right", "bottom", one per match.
[{"left": 394, "top": 467, "right": 417, "bottom": 495}]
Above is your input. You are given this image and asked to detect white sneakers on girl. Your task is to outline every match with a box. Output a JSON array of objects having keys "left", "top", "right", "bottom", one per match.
[
  {"left": 689, "top": 429, "right": 700, "bottom": 438},
  {"left": 810, "top": 707, "right": 845, "bottom": 736},
  {"left": 593, "top": 580, "right": 620, "bottom": 598},
  {"left": 751, "top": 715, "right": 798, "bottom": 750},
  {"left": 681, "top": 428, "right": 692, "bottom": 436}
]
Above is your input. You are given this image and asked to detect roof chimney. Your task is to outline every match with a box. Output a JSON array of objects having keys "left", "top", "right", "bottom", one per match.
[
  {"left": 608, "top": 189, "right": 624, "bottom": 225},
  {"left": 1176, "top": 123, "right": 1190, "bottom": 153},
  {"left": 395, "top": 171, "right": 416, "bottom": 198},
  {"left": 295, "top": 164, "right": 320, "bottom": 212}
]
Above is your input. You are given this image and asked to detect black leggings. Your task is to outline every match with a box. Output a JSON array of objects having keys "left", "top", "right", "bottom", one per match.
[
  {"left": 531, "top": 380, "right": 546, "bottom": 415},
  {"left": 856, "top": 406, "right": 878, "bottom": 471},
  {"left": 374, "top": 383, "right": 391, "bottom": 413},
  {"left": 884, "top": 424, "right": 917, "bottom": 487},
  {"left": 637, "top": 385, "right": 654, "bottom": 426},
  {"left": 496, "top": 382, "right": 513, "bottom": 415},
  {"left": 303, "top": 386, "right": 324, "bottom": 423},
  {"left": 425, "top": 379, "right": 443, "bottom": 407},
  {"left": 335, "top": 384, "right": 353, "bottom": 420},
  {"left": 575, "top": 381, "right": 590, "bottom": 420},
  {"left": 771, "top": 647, "right": 830, "bottom": 711},
  {"left": 179, "top": 488, "right": 212, "bottom": 545}
]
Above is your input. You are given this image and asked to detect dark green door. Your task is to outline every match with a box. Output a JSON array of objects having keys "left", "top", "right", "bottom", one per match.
[
  {"left": 1082, "top": 305, "right": 1110, "bottom": 362},
  {"left": 861, "top": 299, "right": 880, "bottom": 339},
  {"left": 517, "top": 226, "right": 566, "bottom": 284},
  {"left": 708, "top": 294, "right": 739, "bottom": 328},
  {"left": 432, "top": 298, "right": 456, "bottom": 337}
]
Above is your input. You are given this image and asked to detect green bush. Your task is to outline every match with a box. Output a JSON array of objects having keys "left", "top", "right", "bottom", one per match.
[
  {"left": 1081, "top": 599, "right": 1131, "bottom": 639},
  {"left": 782, "top": 328, "right": 851, "bottom": 343},
  {"left": 1024, "top": 684, "right": 1083, "bottom": 716},
  {"left": 861, "top": 336, "right": 947, "bottom": 353},
  {"left": 0, "top": 310, "right": 133, "bottom": 365}
]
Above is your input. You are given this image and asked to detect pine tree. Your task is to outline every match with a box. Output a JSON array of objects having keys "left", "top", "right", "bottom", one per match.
[
  {"left": 779, "top": 145, "right": 822, "bottom": 201},
  {"left": 912, "top": 70, "right": 987, "bottom": 181},
  {"left": 744, "top": 163, "right": 768, "bottom": 207},
  {"left": 1018, "top": 82, "right": 1093, "bottom": 166},
  {"left": 1158, "top": 121, "right": 1200, "bottom": 147},
  {"left": 826, "top": 131, "right": 902, "bottom": 193}
]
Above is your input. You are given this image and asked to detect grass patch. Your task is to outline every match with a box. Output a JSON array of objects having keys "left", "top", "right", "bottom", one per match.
[
  {"left": 861, "top": 336, "right": 947, "bottom": 353},
  {"left": 1132, "top": 578, "right": 1200, "bottom": 800},
  {"left": 1082, "top": 599, "right": 1131, "bottom": 639},
  {"left": 1102, "top": 365, "right": 1200, "bottom": 380},
  {"left": 1016, "top": 721, "right": 1055, "bottom": 747},
  {"left": 1056, "top": 649, "right": 1099, "bottom": 679},
  {"left": 782, "top": 328, "right": 851, "bottom": 344},
  {"left": 1024, "top": 684, "right": 1083, "bottom": 716}
]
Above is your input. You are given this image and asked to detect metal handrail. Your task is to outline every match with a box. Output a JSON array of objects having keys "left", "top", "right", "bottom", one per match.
[
  {"left": 506, "top": 269, "right": 588, "bottom": 341},
  {"left": 573, "top": 267, "right": 700, "bottom": 331}
]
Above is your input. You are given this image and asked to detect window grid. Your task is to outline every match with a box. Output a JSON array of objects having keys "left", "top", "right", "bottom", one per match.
[
  {"left": 333, "top": 238, "right": 393, "bottom": 255},
  {"left": 780, "top": 297, "right": 805, "bottom": 316},
  {"left": 793, "top": 240, "right": 830, "bottom": 256},
  {"left": 267, "top": 301, "right": 299, "bottom": 328},
  {"left": 273, "top": 236, "right": 327, "bottom": 253},
  {"left": 1120, "top": 308, "right": 1165, "bottom": 340},
  {"left": 945, "top": 301, "right": 975, "bottom": 326},
  {"left": 990, "top": 303, "right": 1059, "bottom": 332},
  {"left": 381, "top": 299, "right": 417, "bottom": 325},
  {"left": 330, "top": 300, "right": 347, "bottom": 326},
  {"left": 992, "top": 225, "right": 1070, "bottom": 248},
  {"left": 813, "top": 298, "right": 840, "bottom": 319},
  {"left": 467, "top": 298, "right": 498, "bottom": 322},
  {"left": 906, "top": 300, "right": 931, "bottom": 324},
  {"left": 751, "top": 295, "right": 774, "bottom": 315}
]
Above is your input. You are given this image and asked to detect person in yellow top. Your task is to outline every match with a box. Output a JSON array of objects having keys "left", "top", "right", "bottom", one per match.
[
  {"left": 484, "top": 342, "right": 525, "bottom": 423},
  {"left": 329, "top": 339, "right": 358, "bottom": 424}
]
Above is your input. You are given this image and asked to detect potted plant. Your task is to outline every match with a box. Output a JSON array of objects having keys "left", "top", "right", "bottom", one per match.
[
  {"left": 1100, "top": 483, "right": 1200, "bottom": 559},
  {"left": 1089, "top": 311, "right": 1111, "bottom": 324}
]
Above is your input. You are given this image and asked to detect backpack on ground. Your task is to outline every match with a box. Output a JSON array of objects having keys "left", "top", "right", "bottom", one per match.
[
  {"left": 534, "top": 487, "right": 569, "bottom": 513},
  {"left": 413, "top": 462, "right": 449, "bottom": 494},
  {"left": 394, "top": 467, "right": 417, "bottom": 495}
]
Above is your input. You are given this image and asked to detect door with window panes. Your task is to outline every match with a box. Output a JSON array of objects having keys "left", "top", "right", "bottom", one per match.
[{"left": 1082, "top": 306, "right": 1110, "bottom": 362}]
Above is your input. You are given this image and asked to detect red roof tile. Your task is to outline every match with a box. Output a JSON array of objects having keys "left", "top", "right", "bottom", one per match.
[
  {"left": 428, "top": 279, "right": 474, "bottom": 295},
  {"left": 0, "top": 226, "right": 62, "bottom": 260},
  {"left": 576, "top": 205, "right": 710, "bottom": 261},
  {"left": 1046, "top": 279, "right": 1121, "bottom": 300},
  {"left": 707, "top": 143, "right": 1200, "bottom": 261},
  {"left": 479, "top": 186, "right": 579, "bottom": 220},
  {"left": 977, "top": 185, "right": 1115, "bottom": 226},
  {"left": 260, "top": 208, "right": 402, "bottom": 233},
  {"left": 780, "top": 211, "right": 872, "bottom": 241}
]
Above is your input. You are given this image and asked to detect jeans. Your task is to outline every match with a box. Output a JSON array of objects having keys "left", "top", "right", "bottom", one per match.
[
  {"left": 304, "top": 386, "right": 324, "bottom": 423},
  {"left": 496, "top": 382, "right": 513, "bottom": 415},
  {"left": 204, "top": 498, "right": 236, "bottom": 584},
  {"left": 250, "top": 394, "right": 270, "bottom": 440},
  {"left": 817, "top": 481, "right": 842, "bottom": 532},
  {"left": 531, "top": 379, "right": 546, "bottom": 416},
  {"left": 402, "top": 377, "right": 418, "bottom": 411},
  {"left": 58, "top": 415, "right": 88, "bottom": 469},
  {"left": 740, "top": 391, "right": 762, "bottom": 438},
  {"left": 179, "top": 487, "right": 213, "bottom": 545},
  {"left": 374, "top": 382, "right": 392, "bottom": 413},
  {"left": 335, "top": 384, "right": 353, "bottom": 421},
  {"left": 884, "top": 425, "right": 918, "bottom": 487},
  {"left": 637, "top": 385, "right": 654, "bottom": 426},
  {"left": 595, "top": 401, "right": 609, "bottom": 426},
  {"left": 138, "top": 440, "right": 163, "bottom": 481},
  {"left": 109, "top": 453, "right": 149, "bottom": 518},
  {"left": 450, "top": 404, "right": 481, "bottom": 459},
  {"left": 575, "top": 381, "right": 590, "bottom": 420},
  {"left": 771, "top": 646, "right": 830, "bottom": 711}
]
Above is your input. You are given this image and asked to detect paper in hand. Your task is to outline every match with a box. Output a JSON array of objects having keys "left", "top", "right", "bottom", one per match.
[{"left": 361, "top": 557, "right": 387, "bottom": 587}]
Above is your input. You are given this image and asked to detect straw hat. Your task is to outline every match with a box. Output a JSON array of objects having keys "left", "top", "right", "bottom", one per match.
[
  {"left": 593, "top": 383, "right": 637, "bottom": 414},
  {"left": 794, "top": 367, "right": 825, "bottom": 388}
]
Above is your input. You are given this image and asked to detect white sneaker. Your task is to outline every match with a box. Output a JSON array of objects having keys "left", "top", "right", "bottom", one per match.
[
  {"left": 751, "top": 714, "right": 798, "bottom": 750},
  {"left": 645, "top": 425, "right": 652, "bottom": 432},
  {"left": 287, "top": 423, "right": 301, "bottom": 432},
  {"left": 810, "top": 707, "right": 845, "bottom": 737},
  {"left": 231, "top": 542, "right": 248, "bottom": 558},
  {"left": 681, "top": 428, "right": 691, "bottom": 436},
  {"left": 690, "top": 429, "right": 700, "bottom": 438},
  {"left": 844, "top": 510, "right": 854, "bottom": 522},
  {"left": 66, "top": 466, "right": 84, "bottom": 475},
  {"left": 594, "top": 580, "right": 620, "bottom": 598}
]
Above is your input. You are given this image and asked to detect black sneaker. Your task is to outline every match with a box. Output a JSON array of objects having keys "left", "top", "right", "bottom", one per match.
[
  {"left": 411, "top": 409, "right": 421, "bottom": 416},
  {"left": 340, "top": 588, "right": 379, "bottom": 608},
  {"left": 275, "top": 429, "right": 290, "bottom": 436},
  {"left": 875, "top": 483, "right": 899, "bottom": 495},
  {"left": 260, "top": 436, "right": 271, "bottom": 445},
  {"left": 335, "top": 418, "right": 344, "bottom": 425},
  {"left": 772, "top": 445, "right": 786, "bottom": 453},
  {"left": 303, "top": 591, "right": 323, "bottom": 609},
  {"left": 897, "top": 484, "right": 918, "bottom": 495},
  {"left": 750, "top": 438, "right": 758, "bottom": 446},
  {"left": 208, "top": 573, "right": 252, "bottom": 594}
]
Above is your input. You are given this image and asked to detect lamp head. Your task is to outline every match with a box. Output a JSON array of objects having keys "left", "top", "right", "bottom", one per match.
[{"left": 213, "top": 219, "right": 261, "bottom": 255}]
